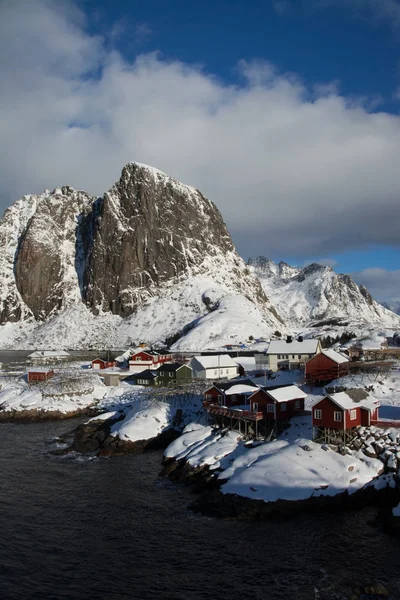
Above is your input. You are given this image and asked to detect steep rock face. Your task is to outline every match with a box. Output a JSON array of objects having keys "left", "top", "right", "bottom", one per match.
[
  {"left": 248, "top": 256, "right": 400, "bottom": 329},
  {"left": 0, "top": 195, "right": 37, "bottom": 322},
  {"left": 0, "top": 164, "right": 282, "bottom": 348},
  {"left": 84, "top": 163, "right": 238, "bottom": 316},
  {"left": 14, "top": 187, "right": 94, "bottom": 319}
]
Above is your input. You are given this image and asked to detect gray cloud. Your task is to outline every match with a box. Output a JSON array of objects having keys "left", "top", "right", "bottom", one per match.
[
  {"left": 1, "top": 0, "right": 400, "bottom": 260},
  {"left": 352, "top": 268, "right": 400, "bottom": 303}
]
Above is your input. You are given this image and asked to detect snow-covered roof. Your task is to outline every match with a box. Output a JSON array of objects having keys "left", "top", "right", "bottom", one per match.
[
  {"left": 27, "top": 367, "right": 54, "bottom": 373},
  {"left": 266, "top": 340, "right": 319, "bottom": 355},
  {"left": 321, "top": 349, "right": 349, "bottom": 365},
  {"left": 191, "top": 355, "right": 238, "bottom": 369},
  {"left": 264, "top": 385, "right": 307, "bottom": 403},
  {"left": 327, "top": 390, "right": 379, "bottom": 411},
  {"left": 225, "top": 384, "right": 259, "bottom": 396},
  {"left": 28, "top": 350, "right": 70, "bottom": 358}
]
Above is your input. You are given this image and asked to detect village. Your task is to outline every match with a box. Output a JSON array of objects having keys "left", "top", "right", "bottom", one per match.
[{"left": 2, "top": 334, "right": 400, "bottom": 447}]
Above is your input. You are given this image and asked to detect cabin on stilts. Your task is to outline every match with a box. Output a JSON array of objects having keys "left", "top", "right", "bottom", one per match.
[
  {"left": 312, "top": 389, "right": 380, "bottom": 446},
  {"left": 203, "top": 381, "right": 307, "bottom": 440}
]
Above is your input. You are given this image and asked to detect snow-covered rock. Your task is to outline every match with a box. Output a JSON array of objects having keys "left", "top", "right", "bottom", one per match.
[{"left": 248, "top": 256, "right": 400, "bottom": 332}]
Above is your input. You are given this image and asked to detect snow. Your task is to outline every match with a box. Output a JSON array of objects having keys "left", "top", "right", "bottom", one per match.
[
  {"left": 393, "top": 503, "right": 400, "bottom": 517},
  {"left": 165, "top": 417, "right": 383, "bottom": 503},
  {"left": 327, "top": 391, "right": 377, "bottom": 411},
  {"left": 267, "top": 339, "right": 320, "bottom": 354},
  {"left": 0, "top": 374, "right": 107, "bottom": 415},
  {"left": 264, "top": 385, "right": 307, "bottom": 403},
  {"left": 110, "top": 402, "right": 171, "bottom": 442},
  {"left": 190, "top": 354, "right": 238, "bottom": 369},
  {"left": 224, "top": 384, "right": 259, "bottom": 395},
  {"left": 320, "top": 349, "right": 349, "bottom": 365}
]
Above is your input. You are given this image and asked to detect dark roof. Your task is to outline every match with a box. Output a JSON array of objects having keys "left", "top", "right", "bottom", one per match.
[
  {"left": 345, "top": 388, "right": 369, "bottom": 403},
  {"left": 157, "top": 362, "right": 187, "bottom": 373},
  {"left": 125, "top": 369, "right": 158, "bottom": 380},
  {"left": 259, "top": 383, "right": 294, "bottom": 392}
]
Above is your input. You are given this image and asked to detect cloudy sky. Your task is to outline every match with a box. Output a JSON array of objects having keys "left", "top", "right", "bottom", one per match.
[{"left": 1, "top": 0, "right": 400, "bottom": 303}]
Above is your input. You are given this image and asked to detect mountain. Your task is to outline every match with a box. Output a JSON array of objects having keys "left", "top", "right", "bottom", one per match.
[
  {"left": 382, "top": 300, "right": 400, "bottom": 316},
  {"left": 0, "top": 163, "right": 283, "bottom": 350},
  {"left": 248, "top": 257, "right": 400, "bottom": 332}
]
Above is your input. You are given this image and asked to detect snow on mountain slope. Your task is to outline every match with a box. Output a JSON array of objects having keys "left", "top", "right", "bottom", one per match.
[
  {"left": 0, "top": 254, "right": 284, "bottom": 350},
  {"left": 0, "top": 164, "right": 283, "bottom": 349},
  {"left": 248, "top": 257, "right": 400, "bottom": 332}
]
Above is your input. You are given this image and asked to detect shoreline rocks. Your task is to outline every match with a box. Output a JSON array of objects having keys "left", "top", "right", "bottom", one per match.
[
  {"left": 161, "top": 455, "right": 400, "bottom": 522},
  {"left": 55, "top": 413, "right": 181, "bottom": 457}
]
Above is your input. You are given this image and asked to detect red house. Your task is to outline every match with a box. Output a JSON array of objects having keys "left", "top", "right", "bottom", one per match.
[
  {"left": 305, "top": 349, "right": 349, "bottom": 385},
  {"left": 91, "top": 358, "right": 116, "bottom": 370},
  {"left": 28, "top": 369, "right": 54, "bottom": 382},
  {"left": 312, "top": 390, "right": 379, "bottom": 437},
  {"left": 203, "top": 379, "right": 260, "bottom": 407},
  {"left": 129, "top": 350, "right": 173, "bottom": 372},
  {"left": 249, "top": 384, "right": 307, "bottom": 420}
]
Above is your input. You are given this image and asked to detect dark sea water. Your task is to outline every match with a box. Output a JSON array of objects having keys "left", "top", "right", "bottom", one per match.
[{"left": 1, "top": 420, "right": 400, "bottom": 600}]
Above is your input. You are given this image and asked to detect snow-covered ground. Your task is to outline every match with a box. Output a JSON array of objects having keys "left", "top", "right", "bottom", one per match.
[{"left": 165, "top": 417, "right": 384, "bottom": 503}]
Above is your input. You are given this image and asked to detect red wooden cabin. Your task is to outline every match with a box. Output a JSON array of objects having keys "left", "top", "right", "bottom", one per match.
[
  {"left": 91, "top": 358, "right": 116, "bottom": 370},
  {"left": 28, "top": 369, "right": 54, "bottom": 382},
  {"left": 305, "top": 349, "right": 349, "bottom": 385},
  {"left": 312, "top": 390, "right": 379, "bottom": 433},
  {"left": 249, "top": 385, "right": 307, "bottom": 420},
  {"left": 203, "top": 380, "right": 259, "bottom": 408}
]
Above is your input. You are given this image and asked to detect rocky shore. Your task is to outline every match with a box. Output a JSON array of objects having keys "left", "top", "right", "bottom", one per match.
[{"left": 161, "top": 454, "right": 400, "bottom": 522}]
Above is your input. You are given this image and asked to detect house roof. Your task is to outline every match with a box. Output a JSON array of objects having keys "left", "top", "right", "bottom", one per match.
[
  {"left": 211, "top": 378, "right": 258, "bottom": 392},
  {"left": 263, "top": 385, "right": 307, "bottom": 403},
  {"left": 129, "top": 350, "right": 160, "bottom": 359},
  {"left": 266, "top": 340, "right": 320, "bottom": 355},
  {"left": 326, "top": 389, "right": 379, "bottom": 411},
  {"left": 28, "top": 350, "right": 70, "bottom": 358},
  {"left": 190, "top": 354, "right": 238, "bottom": 370},
  {"left": 157, "top": 362, "right": 189, "bottom": 373},
  {"left": 320, "top": 349, "right": 349, "bottom": 365},
  {"left": 128, "top": 369, "right": 158, "bottom": 380},
  {"left": 224, "top": 384, "right": 260, "bottom": 396}
]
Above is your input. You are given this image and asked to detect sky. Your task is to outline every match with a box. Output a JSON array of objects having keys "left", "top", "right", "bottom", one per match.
[{"left": 1, "top": 0, "right": 400, "bottom": 303}]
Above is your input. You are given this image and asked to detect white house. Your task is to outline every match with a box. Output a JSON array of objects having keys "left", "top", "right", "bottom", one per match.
[
  {"left": 265, "top": 339, "right": 321, "bottom": 371},
  {"left": 189, "top": 354, "right": 238, "bottom": 380},
  {"left": 28, "top": 350, "right": 71, "bottom": 363}
]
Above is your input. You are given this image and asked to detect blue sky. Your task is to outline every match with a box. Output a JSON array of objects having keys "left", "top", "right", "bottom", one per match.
[{"left": 1, "top": 0, "right": 400, "bottom": 302}]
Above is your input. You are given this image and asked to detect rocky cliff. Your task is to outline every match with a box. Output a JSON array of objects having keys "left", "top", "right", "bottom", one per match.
[
  {"left": 248, "top": 256, "right": 400, "bottom": 330},
  {"left": 0, "top": 163, "right": 282, "bottom": 349}
]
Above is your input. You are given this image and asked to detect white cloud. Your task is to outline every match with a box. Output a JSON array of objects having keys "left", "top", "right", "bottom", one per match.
[
  {"left": 352, "top": 268, "right": 400, "bottom": 303},
  {"left": 2, "top": 0, "right": 400, "bottom": 259}
]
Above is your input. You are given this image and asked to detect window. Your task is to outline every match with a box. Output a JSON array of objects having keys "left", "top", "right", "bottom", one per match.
[
  {"left": 298, "top": 354, "right": 301, "bottom": 359},
  {"left": 214, "top": 370, "right": 217, "bottom": 375},
  {"left": 285, "top": 354, "right": 289, "bottom": 359},
  {"left": 267, "top": 404, "right": 274, "bottom": 413},
  {"left": 314, "top": 409, "right": 322, "bottom": 420},
  {"left": 334, "top": 411, "right": 342, "bottom": 422},
  {"left": 308, "top": 354, "right": 312, "bottom": 358},
  {"left": 253, "top": 402, "right": 258, "bottom": 412},
  {"left": 350, "top": 409, "right": 357, "bottom": 420},
  {"left": 205, "top": 394, "right": 212, "bottom": 400},
  {"left": 169, "top": 372, "right": 173, "bottom": 377},
  {"left": 280, "top": 402, "right": 287, "bottom": 411},
  {"left": 226, "top": 369, "right": 229, "bottom": 374},
  {"left": 136, "top": 357, "right": 141, "bottom": 361},
  {"left": 295, "top": 400, "right": 300, "bottom": 409},
  {"left": 292, "top": 355, "right": 295, "bottom": 359},
  {"left": 217, "top": 394, "right": 223, "bottom": 405}
]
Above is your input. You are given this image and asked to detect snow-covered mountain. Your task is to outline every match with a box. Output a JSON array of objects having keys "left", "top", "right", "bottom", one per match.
[
  {"left": 248, "top": 256, "right": 400, "bottom": 333},
  {"left": 0, "top": 163, "right": 283, "bottom": 350},
  {"left": 382, "top": 300, "right": 400, "bottom": 316}
]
